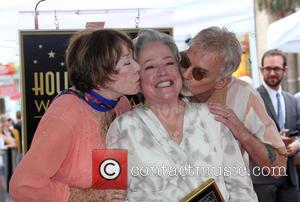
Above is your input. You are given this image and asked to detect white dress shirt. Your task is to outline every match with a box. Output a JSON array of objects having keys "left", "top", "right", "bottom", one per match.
[{"left": 263, "top": 82, "right": 286, "bottom": 128}]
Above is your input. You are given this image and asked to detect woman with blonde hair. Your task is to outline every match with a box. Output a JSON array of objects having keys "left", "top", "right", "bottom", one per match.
[{"left": 0, "top": 114, "right": 19, "bottom": 149}]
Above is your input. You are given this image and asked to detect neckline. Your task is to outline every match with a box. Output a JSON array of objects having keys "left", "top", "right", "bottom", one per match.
[
  {"left": 58, "top": 88, "right": 119, "bottom": 112},
  {"left": 88, "top": 90, "right": 119, "bottom": 106},
  {"left": 144, "top": 101, "right": 186, "bottom": 145}
]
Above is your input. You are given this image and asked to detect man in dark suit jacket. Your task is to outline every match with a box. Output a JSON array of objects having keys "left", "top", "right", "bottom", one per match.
[{"left": 253, "top": 49, "right": 300, "bottom": 202}]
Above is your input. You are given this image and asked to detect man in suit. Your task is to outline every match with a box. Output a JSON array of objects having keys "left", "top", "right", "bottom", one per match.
[
  {"left": 254, "top": 48, "right": 300, "bottom": 201},
  {"left": 295, "top": 92, "right": 300, "bottom": 117}
]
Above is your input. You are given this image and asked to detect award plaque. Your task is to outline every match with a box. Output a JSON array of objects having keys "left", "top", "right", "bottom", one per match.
[{"left": 180, "top": 178, "right": 225, "bottom": 202}]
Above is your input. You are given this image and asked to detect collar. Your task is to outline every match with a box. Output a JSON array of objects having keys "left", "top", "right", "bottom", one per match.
[
  {"left": 263, "top": 81, "right": 282, "bottom": 97},
  {"left": 57, "top": 88, "right": 119, "bottom": 112}
]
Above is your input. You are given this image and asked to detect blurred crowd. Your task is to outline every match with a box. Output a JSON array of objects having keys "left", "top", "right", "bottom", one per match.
[{"left": 0, "top": 111, "right": 22, "bottom": 195}]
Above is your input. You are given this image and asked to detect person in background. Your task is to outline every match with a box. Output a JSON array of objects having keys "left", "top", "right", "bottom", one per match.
[
  {"left": 180, "top": 26, "right": 287, "bottom": 173},
  {"left": 107, "top": 29, "right": 257, "bottom": 201},
  {"left": 254, "top": 49, "right": 300, "bottom": 201},
  {"left": 0, "top": 114, "right": 18, "bottom": 149},
  {"left": 10, "top": 29, "right": 140, "bottom": 202},
  {"left": 295, "top": 92, "right": 300, "bottom": 117},
  {"left": 294, "top": 91, "right": 300, "bottom": 186},
  {"left": 13, "top": 110, "right": 22, "bottom": 155},
  {"left": 0, "top": 114, "right": 19, "bottom": 192}
]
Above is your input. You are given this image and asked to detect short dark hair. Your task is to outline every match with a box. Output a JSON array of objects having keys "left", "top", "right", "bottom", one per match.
[
  {"left": 261, "top": 49, "right": 287, "bottom": 67},
  {"left": 66, "top": 29, "right": 133, "bottom": 93},
  {"left": 16, "top": 110, "right": 21, "bottom": 119}
]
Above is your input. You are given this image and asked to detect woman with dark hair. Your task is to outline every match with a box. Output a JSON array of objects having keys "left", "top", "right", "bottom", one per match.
[{"left": 10, "top": 29, "right": 140, "bottom": 202}]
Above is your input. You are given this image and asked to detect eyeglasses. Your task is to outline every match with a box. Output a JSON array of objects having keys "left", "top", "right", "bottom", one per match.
[
  {"left": 179, "top": 51, "right": 208, "bottom": 81},
  {"left": 261, "top": 66, "right": 285, "bottom": 73}
]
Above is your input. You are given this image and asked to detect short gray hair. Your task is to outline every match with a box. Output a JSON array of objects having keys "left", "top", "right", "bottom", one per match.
[
  {"left": 190, "top": 26, "right": 241, "bottom": 78},
  {"left": 133, "top": 29, "right": 179, "bottom": 64}
]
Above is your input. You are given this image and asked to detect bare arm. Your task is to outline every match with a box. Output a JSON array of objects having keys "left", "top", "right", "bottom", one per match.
[
  {"left": 69, "top": 188, "right": 125, "bottom": 202},
  {"left": 1, "top": 134, "right": 17, "bottom": 148},
  {"left": 68, "top": 187, "right": 105, "bottom": 202},
  {"left": 208, "top": 103, "right": 287, "bottom": 176}
]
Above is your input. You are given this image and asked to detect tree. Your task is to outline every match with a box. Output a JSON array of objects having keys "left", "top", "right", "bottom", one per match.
[{"left": 257, "top": 0, "right": 300, "bottom": 18}]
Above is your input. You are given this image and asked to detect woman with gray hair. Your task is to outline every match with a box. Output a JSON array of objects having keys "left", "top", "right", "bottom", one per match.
[{"left": 106, "top": 29, "right": 258, "bottom": 201}]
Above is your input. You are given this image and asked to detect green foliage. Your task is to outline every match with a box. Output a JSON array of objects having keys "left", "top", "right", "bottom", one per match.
[{"left": 257, "top": 0, "right": 300, "bottom": 17}]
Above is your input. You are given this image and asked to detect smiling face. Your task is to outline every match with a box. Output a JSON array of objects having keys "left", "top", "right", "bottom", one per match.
[
  {"left": 260, "top": 55, "right": 287, "bottom": 90},
  {"left": 106, "top": 43, "right": 141, "bottom": 98},
  {"left": 138, "top": 42, "right": 182, "bottom": 105}
]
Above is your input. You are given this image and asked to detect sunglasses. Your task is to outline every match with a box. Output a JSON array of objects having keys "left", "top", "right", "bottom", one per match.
[{"left": 179, "top": 51, "right": 208, "bottom": 81}]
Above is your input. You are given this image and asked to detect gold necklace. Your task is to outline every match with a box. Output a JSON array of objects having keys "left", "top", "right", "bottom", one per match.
[
  {"left": 171, "top": 103, "right": 183, "bottom": 140},
  {"left": 146, "top": 101, "right": 184, "bottom": 141}
]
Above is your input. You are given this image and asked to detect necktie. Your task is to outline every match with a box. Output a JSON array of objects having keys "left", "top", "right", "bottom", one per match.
[{"left": 276, "top": 92, "right": 284, "bottom": 130}]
